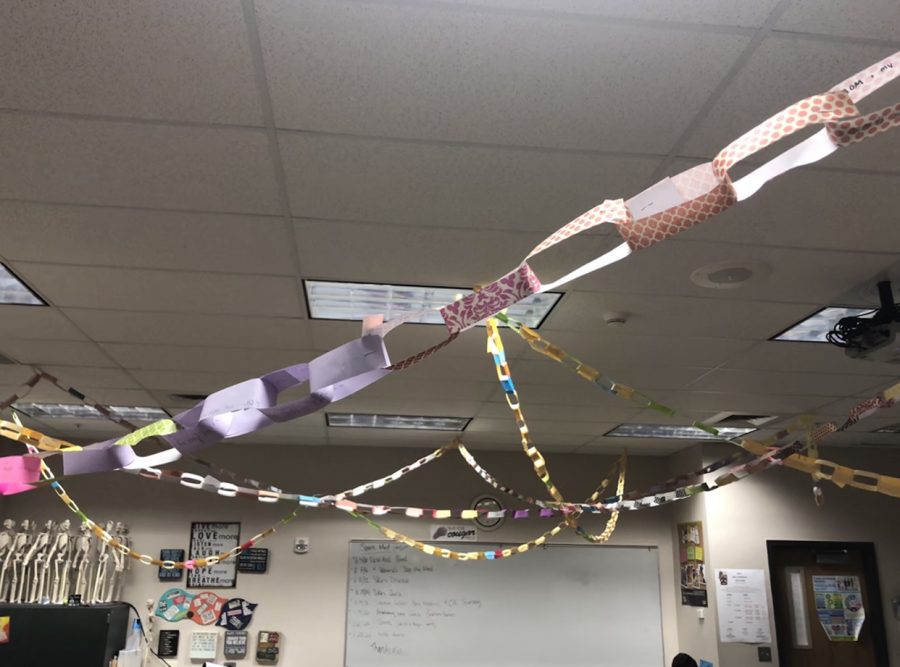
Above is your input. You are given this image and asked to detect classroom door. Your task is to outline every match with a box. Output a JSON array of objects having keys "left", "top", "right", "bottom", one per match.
[{"left": 768, "top": 541, "right": 889, "bottom": 667}]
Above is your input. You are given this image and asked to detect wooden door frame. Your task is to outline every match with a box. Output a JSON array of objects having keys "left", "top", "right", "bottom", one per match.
[{"left": 767, "top": 540, "right": 890, "bottom": 667}]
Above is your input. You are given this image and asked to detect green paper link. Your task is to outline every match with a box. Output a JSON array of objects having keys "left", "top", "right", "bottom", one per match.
[{"left": 115, "top": 418, "right": 178, "bottom": 446}]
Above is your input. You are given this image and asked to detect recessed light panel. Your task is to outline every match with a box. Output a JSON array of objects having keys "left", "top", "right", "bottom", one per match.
[
  {"left": 773, "top": 307, "right": 874, "bottom": 343},
  {"left": 304, "top": 280, "right": 561, "bottom": 328},
  {"left": 0, "top": 264, "right": 44, "bottom": 305},
  {"left": 14, "top": 403, "right": 169, "bottom": 422},
  {"left": 326, "top": 413, "right": 471, "bottom": 431},
  {"left": 604, "top": 424, "right": 756, "bottom": 440}
]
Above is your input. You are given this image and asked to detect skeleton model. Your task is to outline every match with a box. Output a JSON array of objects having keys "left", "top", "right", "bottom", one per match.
[
  {"left": 104, "top": 521, "right": 130, "bottom": 602},
  {"left": 0, "top": 519, "right": 18, "bottom": 601},
  {"left": 23, "top": 520, "right": 55, "bottom": 603},
  {"left": 0, "top": 519, "right": 129, "bottom": 604},
  {"left": 71, "top": 521, "right": 95, "bottom": 600},
  {"left": 48, "top": 519, "right": 72, "bottom": 604},
  {"left": 7, "top": 519, "right": 35, "bottom": 603},
  {"left": 90, "top": 520, "right": 115, "bottom": 603}
]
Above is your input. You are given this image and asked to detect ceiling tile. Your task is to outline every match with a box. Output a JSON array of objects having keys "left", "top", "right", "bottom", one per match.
[
  {"left": 525, "top": 329, "right": 755, "bottom": 368},
  {"left": 63, "top": 309, "right": 313, "bottom": 348},
  {"left": 432, "top": 0, "right": 779, "bottom": 27},
  {"left": 0, "top": 115, "right": 280, "bottom": 214},
  {"left": 294, "top": 218, "right": 553, "bottom": 286},
  {"left": 723, "top": 341, "right": 900, "bottom": 377},
  {"left": 650, "top": 390, "right": 842, "bottom": 415},
  {"left": 685, "top": 368, "right": 888, "bottom": 397},
  {"left": 14, "top": 263, "right": 303, "bottom": 317},
  {"left": 0, "top": 0, "right": 263, "bottom": 124},
  {"left": 261, "top": 0, "right": 751, "bottom": 151},
  {"left": 681, "top": 38, "right": 899, "bottom": 169},
  {"left": 571, "top": 237, "right": 900, "bottom": 306},
  {"left": 545, "top": 291, "right": 817, "bottom": 340},
  {"left": 102, "top": 343, "right": 313, "bottom": 373},
  {"left": 40, "top": 366, "right": 139, "bottom": 390},
  {"left": 0, "top": 306, "right": 87, "bottom": 341},
  {"left": 133, "top": 369, "right": 257, "bottom": 393},
  {"left": 476, "top": 401, "right": 644, "bottom": 424},
  {"left": 776, "top": 0, "right": 900, "bottom": 42},
  {"left": 0, "top": 339, "right": 115, "bottom": 368},
  {"left": 0, "top": 201, "right": 296, "bottom": 276},
  {"left": 279, "top": 133, "right": 661, "bottom": 229},
  {"left": 576, "top": 438, "right": 688, "bottom": 456}
]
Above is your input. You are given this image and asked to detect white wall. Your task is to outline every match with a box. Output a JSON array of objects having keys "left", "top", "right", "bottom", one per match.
[
  {"left": 701, "top": 443, "right": 900, "bottom": 667},
  {"left": 3, "top": 442, "right": 899, "bottom": 667},
  {"left": 1, "top": 445, "right": 679, "bottom": 666}
]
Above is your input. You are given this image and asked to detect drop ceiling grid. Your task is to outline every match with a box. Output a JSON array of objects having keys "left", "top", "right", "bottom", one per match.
[{"left": 0, "top": 0, "right": 897, "bottom": 453}]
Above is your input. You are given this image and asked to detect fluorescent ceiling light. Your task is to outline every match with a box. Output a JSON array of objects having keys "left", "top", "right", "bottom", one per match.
[
  {"left": 604, "top": 424, "right": 756, "bottom": 440},
  {"left": 326, "top": 413, "right": 471, "bottom": 431},
  {"left": 773, "top": 306, "right": 874, "bottom": 343},
  {"left": 0, "top": 264, "right": 44, "bottom": 305},
  {"left": 874, "top": 423, "right": 900, "bottom": 434},
  {"left": 304, "top": 280, "right": 561, "bottom": 328},
  {"left": 14, "top": 403, "right": 169, "bottom": 422}
]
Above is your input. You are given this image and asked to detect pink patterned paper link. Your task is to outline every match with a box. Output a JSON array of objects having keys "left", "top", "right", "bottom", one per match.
[{"left": 440, "top": 264, "right": 542, "bottom": 334}]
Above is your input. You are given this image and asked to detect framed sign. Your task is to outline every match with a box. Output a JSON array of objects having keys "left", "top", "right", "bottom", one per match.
[
  {"left": 237, "top": 547, "right": 269, "bottom": 573},
  {"left": 224, "top": 630, "right": 248, "bottom": 659},
  {"left": 157, "top": 629, "right": 180, "bottom": 657},
  {"left": 187, "top": 522, "right": 240, "bottom": 588},
  {"left": 158, "top": 549, "right": 185, "bottom": 581}
]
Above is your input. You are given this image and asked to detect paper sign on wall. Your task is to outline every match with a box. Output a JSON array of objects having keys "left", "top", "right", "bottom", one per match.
[
  {"left": 224, "top": 630, "right": 248, "bottom": 659},
  {"left": 812, "top": 575, "right": 865, "bottom": 641},
  {"left": 0, "top": 616, "right": 9, "bottom": 644},
  {"left": 189, "top": 630, "right": 218, "bottom": 660},
  {"left": 678, "top": 521, "right": 707, "bottom": 607},
  {"left": 429, "top": 524, "right": 477, "bottom": 541},
  {"left": 188, "top": 522, "right": 240, "bottom": 588},
  {"left": 715, "top": 569, "right": 771, "bottom": 644}
]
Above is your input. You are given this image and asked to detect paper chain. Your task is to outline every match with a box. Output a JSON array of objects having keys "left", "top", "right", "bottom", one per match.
[
  {"left": 4, "top": 314, "right": 900, "bottom": 564},
  {"left": 2, "top": 50, "right": 900, "bottom": 564},
  {"left": 0, "top": 51, "right": 897, "bottom": 491}
]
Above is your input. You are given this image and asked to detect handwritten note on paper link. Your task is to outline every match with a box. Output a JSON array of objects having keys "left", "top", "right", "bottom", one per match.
[{"left": 715, "top": 569, "right": 771, "bottom": 644}]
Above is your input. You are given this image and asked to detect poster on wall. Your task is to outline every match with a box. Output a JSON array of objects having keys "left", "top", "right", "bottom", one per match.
[
  {"left": 678, "top": 521, "right": 707, "bottom": 607},
  {"left": 714, "top": 569, "right": 771, "bottom": 644},
  {"left": 812, "top": 575, "right": 866, "bottom": 641},
  {"left": 158, "top": 549, "right": 185, "bottom": 581},
  {"left": 187, "top": 522, "right": 240, "bottom": 588}
]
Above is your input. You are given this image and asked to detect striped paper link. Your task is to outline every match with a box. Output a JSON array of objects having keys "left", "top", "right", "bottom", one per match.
[
  {"left": 350, "top": 509, "right": 570, "bottom": 561},
  {"left": 0, "top": 371, "right": 43, "bottom": 411},
  {"left": 36, "top": 368, "right": 141, "bottom": 431},
  {"left": 486, "top": 319, "right": 567, "bottom": 505},
  {"left": 387, "top": 331, "right": 460, "bottom": 371},
  {"left": 0, "top": 417, "right": 81, "bottom": 452},
  {"left": 575, "top": 453, "right": 627, "bottom": 544},
  {"left": 333, "top": 445, "right": 450, "bottom": 501},
  {"left": 456, "top": 443, "right": 558, "bottom": 509}
]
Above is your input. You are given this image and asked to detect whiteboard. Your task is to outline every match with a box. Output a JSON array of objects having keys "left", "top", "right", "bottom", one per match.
[{"left": 345, "top": 541, "right": 664, "bottom": 667}]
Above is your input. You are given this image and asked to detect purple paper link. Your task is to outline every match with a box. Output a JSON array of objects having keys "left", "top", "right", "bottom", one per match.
[
  {"left": 199, "top": 377, "right": 278, "bottom": 422},
  {"left": 263, "top": 363, "right": 309, "bottom": 392},
  {"left": 259, "top": 389, "right": 332, "bottom": 423},
  {"left": 62, "top": 441, "right": 136, "bottom": 476},
  {"left": 514, "top": 510, "right": 529, "bottom": 519},
  {"left": 539, "top": 508, "right": 554, "bottom": 518},
  {"left": 309, "top": 335, "right": 390, "bottom": 395}
]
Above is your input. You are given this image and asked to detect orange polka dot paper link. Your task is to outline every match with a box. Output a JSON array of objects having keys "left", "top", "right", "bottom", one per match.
[
  {"left": 827, "top": 102, "right": 900, "bottom": 147},
  {"left": 712, "top": 92, "right": 859, "bottom": 183},
  {"left": 617, "top": 162, "right": 736, "bottom": 251},
  {"left": 525, "top": 199, "right": 631, "bottom": 260}
]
